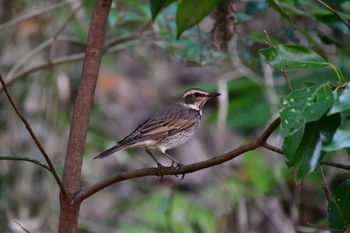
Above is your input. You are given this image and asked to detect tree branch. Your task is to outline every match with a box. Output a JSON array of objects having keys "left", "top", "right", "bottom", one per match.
[
  {"left": 262, "top": 143, "right": 283, "bottom": 155},
  {"left": 321, "top": 161, "right": 350, "bottom": 171},
  {"left": 0, "top": 53, "right": 85, "bottom": 93},
  {"left": 315, "top": 0, "right": 350, "bottom": 30},
  {"left": 0, "top": 0, "right": 75, "bottom": 31},
  {"left": 14, "top": 221, "right": 30, "bottom": 233},
  {"left": 0, "top": 23, "right": 149, "bottom": 94},
  {"left": 58, "top": 1, "right": 113, "bottom": 232},
  {"left": 76, "top": 117, "right": 281, "bottom": 201},
  {"left": 0, "top": 73, "right": 66, "bottom": 196},
  {"left": 0, "top": 156, "right": 51, "bottom": 172}
]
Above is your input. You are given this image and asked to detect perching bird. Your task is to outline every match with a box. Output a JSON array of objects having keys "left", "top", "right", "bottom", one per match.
[{"left": 94, "top": 88, "right": 220, "bottom": 168}]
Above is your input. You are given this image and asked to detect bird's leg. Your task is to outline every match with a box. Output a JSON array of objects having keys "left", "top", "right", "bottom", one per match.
[
  {"left": 146, "top": 149, "right": 165, "bottom": 178},
  {"left": 159, "top": 151, "right": 185, "bottom": 180},
  {"left": 158, "top": 151, "right": 183, "bottom": 167},
  {"left": 145, "top": 149, "right": 163, "bottom": 167}
]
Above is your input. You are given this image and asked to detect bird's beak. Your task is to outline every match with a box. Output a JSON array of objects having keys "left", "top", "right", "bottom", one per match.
[{"left": 207, "top": 92, "right": 220, "bottom": 98}]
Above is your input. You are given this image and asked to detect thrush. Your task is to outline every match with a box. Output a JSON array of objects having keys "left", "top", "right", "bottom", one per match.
[{"left": 94, "top": 88, "right": 220, "bottom": 168}]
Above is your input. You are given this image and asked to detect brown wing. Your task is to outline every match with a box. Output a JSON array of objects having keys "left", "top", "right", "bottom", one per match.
[
  {"left": 119, "top": 104, "right": 199, "bottom": 145},
  {"left": 140, "top": 117, "right": 196, "bottom": 136}
]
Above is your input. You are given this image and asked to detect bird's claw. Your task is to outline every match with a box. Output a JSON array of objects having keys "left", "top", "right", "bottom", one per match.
[
  {"left": 174, "top": 163, "right": 185, "bottom": 180},
  {"left": 156, "top": 162, "right": 185, "bottom": 180},
  {"left": 155, "top": 163, "right": 165, "bottom": 178}
]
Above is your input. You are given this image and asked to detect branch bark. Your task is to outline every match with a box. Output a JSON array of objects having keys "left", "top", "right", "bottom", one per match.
[
  {"left": 76, "top": 117, "right": 281, "bottom": 201},
  {"left": 58, "top": 1, "right": 112, "bottom": 232},
  {"left": 0, "top": 73, "right": 66, "bottom": 196}
]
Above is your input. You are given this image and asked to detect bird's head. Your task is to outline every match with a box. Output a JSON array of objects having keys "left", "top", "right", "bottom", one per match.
[{"left": 178, "top": 88, "right": 220, "bottom": 111}]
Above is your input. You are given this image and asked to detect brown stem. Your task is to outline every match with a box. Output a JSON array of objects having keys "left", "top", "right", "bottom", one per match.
[
  {"left": 321, "top": 161, "right": 350, "bottom": 171},
  {"left": 58, "top": 1, "right": 112, "bottom": 233},
  {"left": 14, "top": 221, "right": 30, "bottom": 233},
  {"left": 263, "top": 143, "right": 283, "bottom": 155},
  {"left": 318, "top": 165, "right": 346, "bottom": 227},
  {"left": 315, "top": 0, "right": 350, "bottom": 30},
  {"left": 263, "top": 30, "right": 293, "bottom": 92},
  {"left": 0, "top": 53, "right": 85, "bottom": 93},
  {"left": 0, "top": 156, "right": 51, "bottom": 172},
  {"left": 0, "top": 73, "right": 66, "bottom": 196},
  {"left": 0, "top": 22, "right": 149, "bottom": 94},
  {"left": 0, "top": 1, "right": 73, "bottom": 31},
  {"left": 76, "top": 117, "right": 281, "bottom": 201}
]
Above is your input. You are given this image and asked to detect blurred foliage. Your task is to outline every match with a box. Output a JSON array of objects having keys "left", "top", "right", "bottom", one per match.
[{"left": 1, "top": 0, "right": 350, "bottom": 232}]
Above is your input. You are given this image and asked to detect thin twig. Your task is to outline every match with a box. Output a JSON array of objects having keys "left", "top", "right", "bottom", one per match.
[
  {"left": 7, "top": 2, "right": 83, "bottom": 81},
  {"left": 263, "top": 30, "right": 293, "bottom": 92},
  {"left": 318, "top": 165, "right": 331, "bottom": 201},
  {"left": 229, "top": 34, "right": 263, "bottom": 85},
  {"left": 315, "top": 0, "right": 350, "bottom": 30},
  {"left": 318, "top": 165, "right": 346, "bottom": 227},
  {"left": 0, "top": 52, "right": 85, "bottom": 93},
  {"left": 263, "top": 30, "right": 273, "bottom": 47},
  {"left": 263, "top": 143, "right": 283, "bottom": 154},
  {"left": 0, "top": 73, "right": 67, "bottom": 197},
  {"left": 14, "top": 221, "right": 30, "bottom": 233},
  {"left": 6, "top": 38, "right": 53, "bottom": 81},
  {"left": 104, "top": 19, "right": 152, "bottom": 49},
  {"left": 76, "top": 117, "right": 281, "bottom": 201},
  {"left": 0, "top": 0, "right": 74, "bottom": 31},
  {"left": 321, "top": 161, "right": 350, "bottom": 171},
  {"left": 0, "top": 22, "right": 150, "bottom": 94},
  {"left": 281, "top": 70, "right": 293, "bottom": 92},
  {"left": 0, "top": 156, "right": 51, "bottom": 172},
  {"left": 49, "top": 1, "right": 84, "bottom": 61}
]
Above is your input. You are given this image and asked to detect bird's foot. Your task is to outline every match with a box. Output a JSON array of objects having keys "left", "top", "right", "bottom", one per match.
[
  {"left": 155, "top": 163, "right": 166, "bottom": 178},
  {"left": 174, "top": 163, "right": 185, "bottom": 180}
]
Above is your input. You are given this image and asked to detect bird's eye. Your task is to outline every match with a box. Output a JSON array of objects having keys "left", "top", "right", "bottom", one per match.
[{"left": 194, "top": 92, "right": 202, "bottom": 97}]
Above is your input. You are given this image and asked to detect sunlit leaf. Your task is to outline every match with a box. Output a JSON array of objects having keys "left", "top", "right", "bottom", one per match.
[
  {"left": 323, "top": 119, "right": 350, "bottom": 151},
  {"left": 328, "top": 178, "right": 350, "bottom": 233},
  {"left": 279, "top": 84, "right": 334, "bottom": 137},
  {"left": 290, "top": 121, "right": 324, "bottom": 178},
  {"left": 176, "top": 0, "right": 220, "bottom": 39},
  {"left": 283, "top": 114, "right": 340, "bottom": 179},
  {"left": 329, "top": 83, "right": 350, "bottom": 115},
  {"left": 259, "top": 44, "right": 329, "bottom": 71}
]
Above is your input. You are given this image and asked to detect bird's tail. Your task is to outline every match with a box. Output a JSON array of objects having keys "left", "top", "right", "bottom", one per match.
[{"left": 93, "top": 143, "right": 125, "bottom": 159}]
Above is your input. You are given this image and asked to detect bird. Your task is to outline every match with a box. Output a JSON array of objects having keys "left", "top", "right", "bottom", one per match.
[{"left": 93, "top": 88, "right": 220, "bottom": 168}]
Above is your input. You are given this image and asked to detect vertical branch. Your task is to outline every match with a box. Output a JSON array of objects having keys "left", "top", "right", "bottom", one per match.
[{"left": 58, "top": 0, "right": 112, "bottom": 233}]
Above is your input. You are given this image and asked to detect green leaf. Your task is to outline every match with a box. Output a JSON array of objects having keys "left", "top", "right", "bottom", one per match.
[
  {"left": 260, "top": 44, "right": 329, "bottom": 72},
  {"left": 176, "top": 0, "right": 220, "bottom": 39},
  {"left": 282, "top": 126, "right": 304, "bottom": 163},
  {"left": 279, "top": 84, "right": 334, "bottom": 137},
  {"left": 329, "top": 83, "right": 350, "bottom": 115},
  {"left": 323, "top": 118, "right": 350, "bottom": 151},
  {"left": 265, "top": 0, "right": 294, "bottom": 25},
  {"left": 150, "top": 0, "right": 176, "bottom": 20},
  {"left": 328, "top": 178, "right": 350, "bottom": 233},
  {"left": 246, "top": 2, "right": 268, "bottom": 15},
  {"left": 283, "top": 114, "right": 340, "bottom": 179}
]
